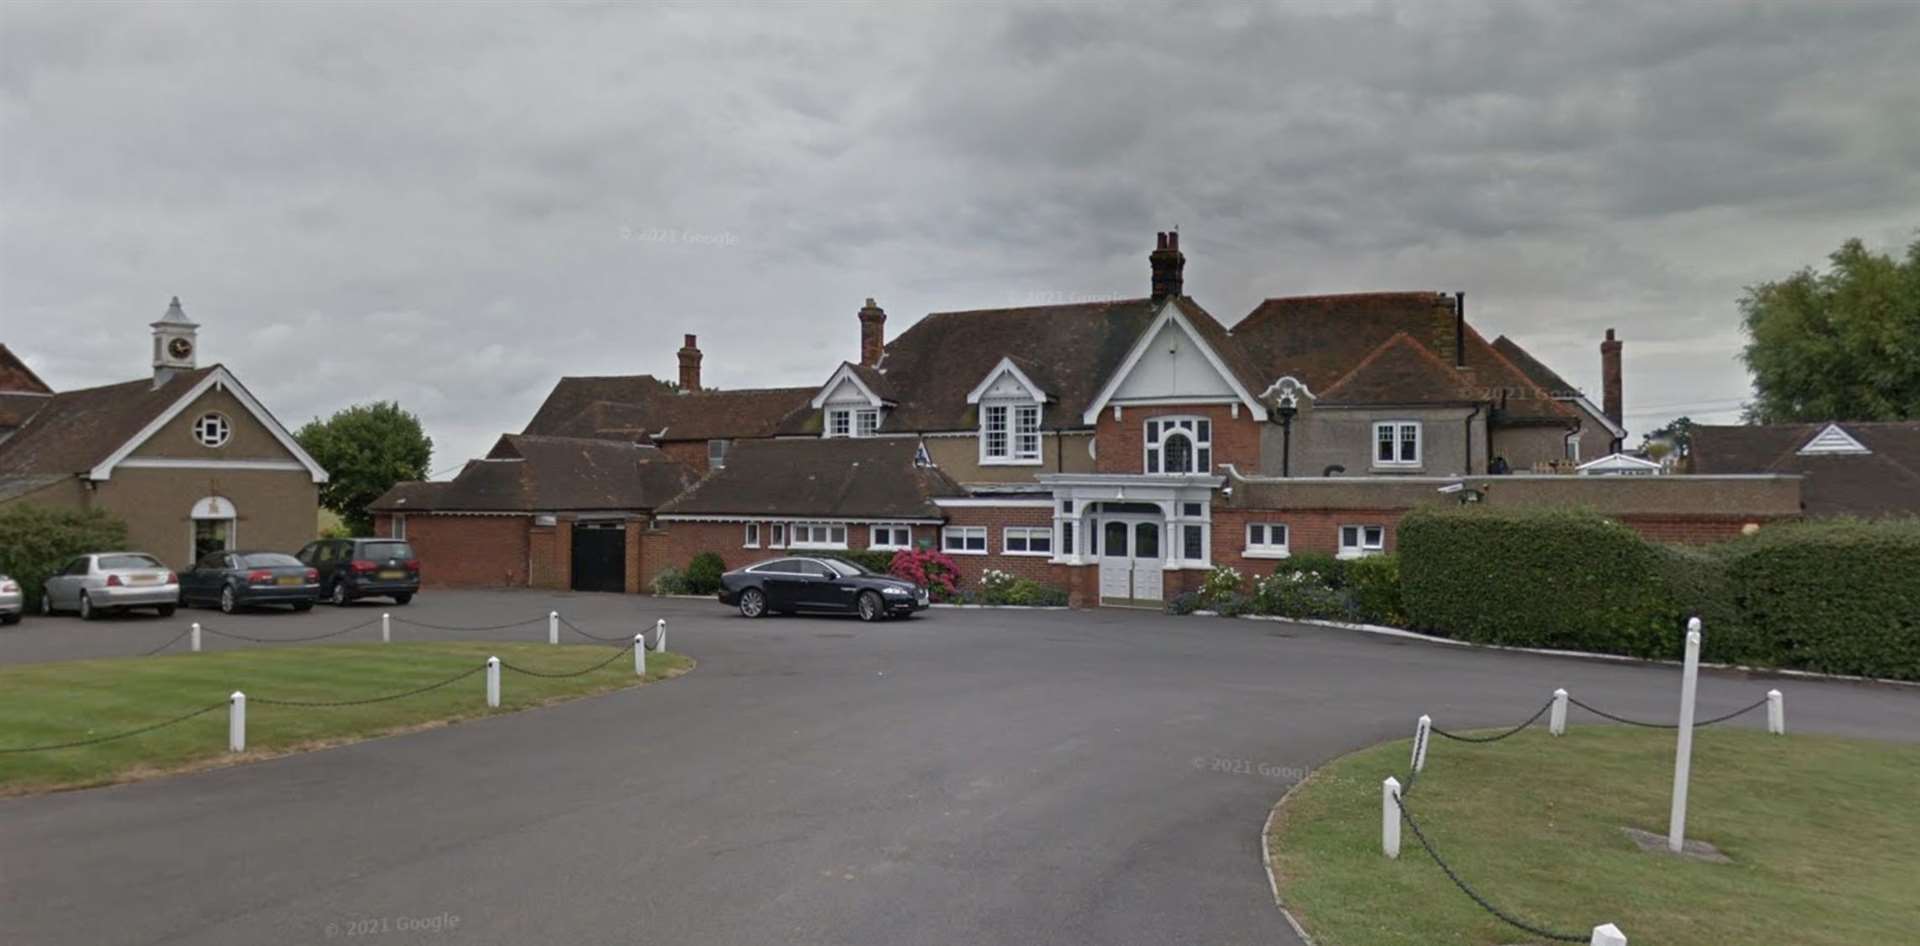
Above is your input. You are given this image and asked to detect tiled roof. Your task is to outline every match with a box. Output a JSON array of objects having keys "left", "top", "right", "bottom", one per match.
[
  {"left": 370, "top": 434, "right": 695, "bottom": 513},
  {"left": 0, "top": 392, "right": 49, "bottom": 430},
  {"left": 0, "top": 368, "right": 218, "bottom": 476},
  {"left": 656, "top": 437, "right": 966, "bottom": 520},
  {"left": 1317, "top": 331, "right": 1478, "bottom": 404},
  {"left": 0, "top": 344, "right": 53, "bottom": 394},
  {"left": 1490, "top": 335, "right": 1580, "bottom": 399},
  {"left": 523, "top": 376, "right": 813, "bottom": 443},
  {"left": 1691, "top": 422, "right": 1920, "bottom": 517}
]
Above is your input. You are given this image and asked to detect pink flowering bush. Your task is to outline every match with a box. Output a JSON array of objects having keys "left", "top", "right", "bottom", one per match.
[{"left": 889, "top": 548, "right": 961, "bottom": 601}]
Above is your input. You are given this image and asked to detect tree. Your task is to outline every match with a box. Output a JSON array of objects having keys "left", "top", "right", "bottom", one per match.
[
  {"left": 1639, "top": 416, "right": 1695, "bottom": 458},
  {"left": 1739, "top": 235, "right": 1920, "bottom": 423},
  {"left": 0, "top": 506, "right": 129, "bottom": 605},
  {"left": 296, "top": 402, "right": 432, "bottom": 535}
]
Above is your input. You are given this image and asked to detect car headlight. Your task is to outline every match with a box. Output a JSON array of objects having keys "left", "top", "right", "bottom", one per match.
[{"left": 881, "top": 586, "right": 911, "bottom": 597}]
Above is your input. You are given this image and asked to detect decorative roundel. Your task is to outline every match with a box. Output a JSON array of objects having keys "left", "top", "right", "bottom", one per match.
[{"left": 192, "top": 412, "right": 232, "bottom": 448}]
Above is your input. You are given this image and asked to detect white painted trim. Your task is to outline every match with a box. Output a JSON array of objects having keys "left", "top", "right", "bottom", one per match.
[
  {"left": 1082, "top": 300, "right": 1265, "bottom": 424},
  {"left": 1257, "top": 375, "right": 1315, "bottom": 405},
  {"left": 1001, "top": 526, "right": 1055, "bottom": 557},
  {"left": 116, "top": 458, "right": 311, "bottom": 473},
  {"left": 933, "top": 498, "right": 1054, "bottom": 508},
  {"left": 940, "top": 525, "right": 990, "bottom": 555},
  {"left": 808, "top": 363, "right": 889, "bottom": 409},
  {"left": 656, "top": 513, "right": 944, "bottom": 525},
  {"left": 868, "top": 523, "right": 915, "bottom": 550},
  {"left": 965, "top": 356, "right": 1051, "bottom": 404},
  {"left": 1570, "top": 394, "right": 1627, "bottom": 438},
  {"left": 1797, "top": 423, "right": 1871, "bottom": 456},
  {"left": 1110, "top": 395, "right": 1241, "bottom": 407},
  {"left": 1370, "top": 420, "right": 1423, "bottom": 468},
  {"left": 1574, "top": 452, "right": 1663, "bottom": 474},
  {"left": 87, "top": 367, "right": 330, "bottom": 483}
]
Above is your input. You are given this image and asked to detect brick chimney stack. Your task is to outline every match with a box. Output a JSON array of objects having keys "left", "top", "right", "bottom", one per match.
[
  {"left": 858, "top": 298, "right": 886, "bottom": 367},
  {"left": 1601, "top": 328, "right": 1623, "bottom": 426},
  {"left": 1150, "top": 231, "right": 1185, "bottom": 300},
  {"left": 677, "top": 333, "right": 702, "bottom": 391}
]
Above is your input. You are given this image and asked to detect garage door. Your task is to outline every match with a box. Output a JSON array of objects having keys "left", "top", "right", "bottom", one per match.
[{"left": 571, "top": 522, "right": 627, "bottom": 593}]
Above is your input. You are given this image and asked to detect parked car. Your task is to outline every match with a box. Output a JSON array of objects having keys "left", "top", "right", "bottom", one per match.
[
  {"left": 718, "top": 556, "right": 928, "bottom": 621},
  {"left": 0, "top": 573, "right": 22, "bottom": 625},
  {"left": 180, "top": 550, "right": 321, "bottom": 614},
  {"left": 39, "top": 553, "right": 179, "bottom": 620},
  {"left": 296, "top": 538, "right": 421, "bottom": 606}
]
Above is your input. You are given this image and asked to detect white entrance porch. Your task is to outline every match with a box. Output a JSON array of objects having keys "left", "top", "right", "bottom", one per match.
[{"left": 1037, "top": 473, "right": 1223, "bottom": 607}]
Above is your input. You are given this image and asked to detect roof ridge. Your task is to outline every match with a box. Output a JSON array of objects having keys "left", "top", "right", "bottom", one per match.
[{"left": 925, "top": 297, "right": 1150, "bottom": 318}]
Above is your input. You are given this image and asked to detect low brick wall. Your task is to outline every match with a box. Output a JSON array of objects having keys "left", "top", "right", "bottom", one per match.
[{"left": 375, "top": 512, "right": 533, "bottom": 589}]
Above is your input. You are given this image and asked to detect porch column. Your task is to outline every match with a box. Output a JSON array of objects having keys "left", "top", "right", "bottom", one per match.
[{"left": 1159, "top": 500, "right": 1178, "bottom": 570}]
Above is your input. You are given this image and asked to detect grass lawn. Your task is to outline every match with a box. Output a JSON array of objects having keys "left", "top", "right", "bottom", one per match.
[
  {"left": 1267, "top": 725, "right": 1920, "bottom": 946},
  {"left": 0, "top": 642, "right": 692, "bottom": 795}
]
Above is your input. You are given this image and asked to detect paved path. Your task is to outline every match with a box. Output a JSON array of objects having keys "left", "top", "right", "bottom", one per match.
[{"left": 3, "top": 592, "right": 1916, "bottom": 946}]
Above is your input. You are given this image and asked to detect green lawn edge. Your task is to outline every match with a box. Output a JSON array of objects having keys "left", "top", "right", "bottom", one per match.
[
  {"left": 1264, "top": 725, "right": 1920, "bottom": 946},
  {"left": 0, "top": 642, "right": 693, "bottom": 796}
]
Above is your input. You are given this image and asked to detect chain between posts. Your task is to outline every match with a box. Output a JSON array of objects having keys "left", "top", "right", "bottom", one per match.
[
  {"left": 197, "top": 617, "right": 382, "bottom": 644},
  {"left": 1569, "top": 695, "right": 1769, "bottom": 729},
  {"left": 1390, "top": 788, "right": 1588, "bottom": 943},
  {"left": 0, "top": 702, "right": 227, "bottom": 753},
  {"left": 498, "top": 640, "right": 638, "bottom": 678},
  {"left": 556, "top": 615, "right": 632, "bottom": 643},
  {"left": 1430, "top": 698, "right": 1554, "bottom": 743}
]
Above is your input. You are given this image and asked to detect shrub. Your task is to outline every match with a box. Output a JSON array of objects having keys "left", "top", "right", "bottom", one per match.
[
  {"left": 1165, "top": 591, "right": 1202, "bottom": 615},
  {"left": 683, "top": 552, "right": 727, "bottom": 595},
  {"left": 972, "top": 569, "right": 1067, "bottom": 606},
  {"left": 889, "top": 548, "right": 961, "bottom": 601},
  {"left": 841, "top": 549, "right": 898, "bottom": 574},
  {"left": 1717, "top": 518, "right": 1920, "bottom": 679},
  {"left": 650, "top": 568, "right": 690, "bottom": 596},
  {"left": 1200, "top": 566, "right": 1244, "bottom": 608},
  {"left": 1345, "top": 554, "right": 1406, "bottom": 627},
  {"left": 1254, "top": 569, "right": 1354, "bottom": 621},
  {"left": 1212, "top": 590, "right": 1255, "bottom": 617},
  {"left": 980, "top": 568, "right": 1017, "bottom": 600},
  {"left": 1283, "top": 551, "right": 1348, "bottom": 588},
  {"left": 0, "top": 506, "right": 130, "bottom": 603}
]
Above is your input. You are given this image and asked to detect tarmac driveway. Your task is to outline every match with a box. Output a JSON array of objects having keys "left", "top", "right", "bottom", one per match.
[{"left": 2, "top": 591, "right": 1916, "bottom": 946}]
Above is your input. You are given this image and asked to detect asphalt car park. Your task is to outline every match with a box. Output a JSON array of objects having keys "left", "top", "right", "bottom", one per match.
[{"left": 3, "top": 591, "right": 1916, "bottom": 946}]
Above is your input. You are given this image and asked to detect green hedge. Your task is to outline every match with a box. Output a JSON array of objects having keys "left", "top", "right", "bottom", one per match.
[
  {"left": 839, "top": 549, "right": 899, "bottom": 574},
  {"left": 0, "top": 506, "right": 131, "bottom": 605},
  {"left": 683, "top": 552, "right": 727, "bottom": 595},
  {"left": 1345, "top": 554, "right": 1406, "bottom": 627},
  {"left": 1398, "top": 506, "right": 1693, "bottom": 659},
  {"left": 1719, "top": 518, "right": 1920, "bottom": 679}
]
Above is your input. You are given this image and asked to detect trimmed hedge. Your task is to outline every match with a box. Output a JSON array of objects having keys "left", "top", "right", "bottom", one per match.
[
  {"left": 683, "top": 552, "right": 727, "bottom": 595},
  {"left": 1719, "top": 518, "right": 1920, "bottom": 679},
  {"left": 839, "top": 549, "right": 899, "bottom": 574},
  {"left": 1345, "top": 554, "right": 1406, "bottom": 627},
  {"left": 0, "top": 506, "right": 130, "bottom": 606}
]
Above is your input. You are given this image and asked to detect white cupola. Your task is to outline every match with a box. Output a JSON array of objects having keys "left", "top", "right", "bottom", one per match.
[{"left": 151, "top": 296, "right": 199, "bottom": 388}]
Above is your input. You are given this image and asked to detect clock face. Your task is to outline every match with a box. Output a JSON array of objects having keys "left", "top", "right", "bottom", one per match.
[{"left": 167, "top": 337, "right": 193, "bottom": 360}]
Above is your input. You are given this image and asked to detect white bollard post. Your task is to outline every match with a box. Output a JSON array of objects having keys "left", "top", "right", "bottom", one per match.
[
  {"left": 486, "top": 656, "right": 501, "bottom": 708},
  {"left": 1411, "top": 715, "right": 1431, "bottom": 774},
  {"left": 1551, "top": 687, "right": 1568, "bottom": 736},
  {"left": 1767, "top": 689, "right": 1785, "bottom": 735},
  {"left": 634, "top": 633, "right": 647, "bottom": 676},
  {"left": 382, "top": 612, "right": 391, "bottom": 644},
  {"left": 228, "top": 691, "right": 246, "bottom": 752},
  {"left": 1382, "top": 776, "right": 1402, "bottom": 859},
  {"left": 549, "top": 611, "right": 559, "bottom": 646},
  {"left": 1590, "top": 921, "right": 1627, "bottom": 945},
  {"left": 1667, "top": 619, "right": 1702, "bottom": 853},
  {"left": 654, "top": 618, "right": 666, "bottom": 653},
  {"left": 191, "top": 622, "right": 202, "bottom": 653}
]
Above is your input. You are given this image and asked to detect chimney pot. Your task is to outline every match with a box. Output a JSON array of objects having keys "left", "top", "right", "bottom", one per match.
[
  {"left": 1149, "top": 231, "right": 1186, "bottom": 300},
  {"left": 677, "top": 334, "right": 703, "bottom": 391},
  {"left": 1600, "top": 328, "right": 1624, "bottom": 427},
  {"left": 858, "top": 298, "right": 887, "bottom": 368}
]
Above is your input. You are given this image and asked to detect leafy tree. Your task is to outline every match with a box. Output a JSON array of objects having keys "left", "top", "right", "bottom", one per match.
[
  {"left": 1740, "top": 235, "right": 1920, "bottom": 423},
  {"left": 296, "top": 402, "right": 432, "bottom": 535},
  {"left": 0, "top": 506, "right": 129, "bottom": 603},
  {"left": 1639, "top": 416, "right": 1695, "bottom": 458}
]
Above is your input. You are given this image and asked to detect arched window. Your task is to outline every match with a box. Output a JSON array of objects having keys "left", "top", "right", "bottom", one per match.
[
  {"left": 190, "top": 495, "right": 236, "bottom": 561},
  {"left": 1144, "top": 416, "right": 1211, "bottom": 474}
]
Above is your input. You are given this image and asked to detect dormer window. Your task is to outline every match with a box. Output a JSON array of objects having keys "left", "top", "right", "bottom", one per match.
[
  {"left": 826, "top": 408, "right": 879, "bottom": 438},
  {"left": 968, "top": 356, "right": 1049, "bottom": 466},
  {"left": 812, "top": 363, "right": 892, "bottom": 440},
  {"left": 1145, "top": 416, "right": 1210, "bottom": 474}
]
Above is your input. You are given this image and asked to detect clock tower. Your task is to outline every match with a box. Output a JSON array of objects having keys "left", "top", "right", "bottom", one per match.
[{"left": 151, "top": 296, "right": 199, "bottom": 388}]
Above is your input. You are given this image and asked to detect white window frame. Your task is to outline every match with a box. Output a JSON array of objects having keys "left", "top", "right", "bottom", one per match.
[
  {"left": 1143, "top": 416, "right": 1212, "bottom": 475},
  {"left": 1373, "top": 421, "right": 1421, "bottom": 467},
  {"left": 1002, "top": 526, "right": 1053, "bottom": 557},
  {"left": 1564, "top": 433, "right": 1581, "bottom": 462},
  {"left": 1338, "top": 524, "right": 1386, "bottom": 559},
  {"left": 709, "top": 438, "right": 731, "bottom": 468},
  {"left": 1244, "top": 522, "right": 1289, "bottom": 559},
  {"left": 769, "top": 523, "right": 787, "bottom": 548},
  {"left": 790, "top": 522, "right": 849, "bottom": 550},
  {"left": 1013, "top": 404, "right": 1040, "bottom": 461},
  {"left": 856, "top": 409, "right": 880, "bottom": 438},
  {"left": 391, "top": 514, "right": 407, "bottom": 540},
  {"left": 942, "top": 525, "right": 989, "bottom": 555},
  {"left": 743, "top": 522, "right": 760, "bottom": 548},
  {"left": 827, "top": 409, "right": 852, "bottom": 438},
  {"left": 869, "top": 524, "right": 913, "bottom": 551},
  {"left": 192, "top": 411, "right": 232, "bottom": 449}
]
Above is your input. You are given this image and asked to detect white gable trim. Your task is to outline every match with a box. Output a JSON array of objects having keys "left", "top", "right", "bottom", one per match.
[
  {"left": 87, "top": 367, "right": 331, "bottom": 483},
  {"left": 1568, "top": 394, "right": 1627, "bottom": 439},
  {"left": 1575, "top": 452, "right": 1663, "bottom": 475},
  {"left": 965, "top": 357, "right": 1049, "bottom": 404},
  {"left": 1797, "top": 423, "right": 1871, "bottom": 456},
  {"left": 1082, "top": 300, "right": 1264, "bottom": 424},
  {"left": 808, "top": 363, "right": 889, "bottom": 409},
  {"left": 1257, "top": 375, "right": 1315, "bottom": 406}
]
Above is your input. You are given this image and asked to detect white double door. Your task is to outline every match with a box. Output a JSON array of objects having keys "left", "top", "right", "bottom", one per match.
[{"left": 1098, "top": 517, "right": 1165, "bottom": 602}]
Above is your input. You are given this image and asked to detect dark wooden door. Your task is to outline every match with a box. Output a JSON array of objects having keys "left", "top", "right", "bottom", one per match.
[{"left": 570, "top": 523, "right": 627, "bottom": 593}]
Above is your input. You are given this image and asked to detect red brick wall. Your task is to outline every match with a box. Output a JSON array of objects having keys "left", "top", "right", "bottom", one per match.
[
  {"left": 939, "top": 506, "right": 1057, "bottom": 590},
  {"left": 374, "top": 513, "right": 532, "bottom": 588},
  {"left": 639, "top": 519, "right": 941, "bottom": 593},
  {"left": 1094, "top": 404, "right": 1260, "bottom": 475}
]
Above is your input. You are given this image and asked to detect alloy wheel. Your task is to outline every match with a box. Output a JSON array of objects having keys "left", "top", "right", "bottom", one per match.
[
  {"left": 740, "top": 588, "right": 766, "bottom": 618},
  {"left": 331, "top": 582, "right": 347, "bottom": 606},
  {"left": 78, "top": 593, "right": 93, "bottom": 621},
  {"left": 858, "top": 592, "right": 881, "bottom": 622},
  {"left": 220, "top": 586, "right": 236, "bottom": 614}
]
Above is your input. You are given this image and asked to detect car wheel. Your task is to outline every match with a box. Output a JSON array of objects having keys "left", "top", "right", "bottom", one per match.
[
  {"left": 330, "top": 581, "right": 349, "bottom": 607},
  {"left": 292, "top": 601, "right": 313, "bottom": 612},
  {"left": 738, "top": 587, "right": 767, "bottom": 618},
  {"left": 40, "top": 594, "right": 53, "bottom": 617},
  {"left": 157, "top": 604, "right": 176, "bottom": 618},
  {"left": 219, "top": 586, "right": 237, "bottom": 615},
  {"left": 856, "top": 591, "right": 883, "bottom": 622},
  {"left": 392, "top": 593, "right": 413, "bottom": 606},
  {"left": 78, "top": 592, "right": 96, "bottom": 621},
  {"left": 0, "top": 612, "right": 19, "bottom": 626}
]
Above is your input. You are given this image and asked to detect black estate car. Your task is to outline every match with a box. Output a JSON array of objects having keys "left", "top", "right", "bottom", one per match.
[
  {"left": 181, "top": 551, "right": 320, "bottom": 613},
  {"left": 296, "top": 538, "right": 421, "bottom": 606},
  {"left": 718, "top": 556, "right": 929, "bottom": 621}
]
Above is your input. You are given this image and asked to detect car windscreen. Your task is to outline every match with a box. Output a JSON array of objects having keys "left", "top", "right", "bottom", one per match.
[
  {"left": 240, "top": 553, "right": 303, "bottom": 568},
  {"left": 98, "top": 554, "right": 163, "bottom": 570},
  {"left": 824, "top": 559, "right": 871, "bottom": 577},
  {"left": 359, "top": 542, "right": 415, "bottom": 560}
]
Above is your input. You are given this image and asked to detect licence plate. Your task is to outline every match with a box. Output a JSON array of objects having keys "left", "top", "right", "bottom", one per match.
[
  {"left": 131, "top": 575, "right": 158, "bottom": 585},
  {"left": 277, "top": 576, "right": 301, "bottom": 586},
  {"left": 379, "top": 570, "right": 406, "bottom": 580}
]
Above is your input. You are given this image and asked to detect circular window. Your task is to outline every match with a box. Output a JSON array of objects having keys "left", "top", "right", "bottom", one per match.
[{"left": 192, "top": 412, "right": 232, "bottom": 448}]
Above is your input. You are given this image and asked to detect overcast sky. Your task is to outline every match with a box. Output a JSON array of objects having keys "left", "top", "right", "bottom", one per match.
[{"left": 3, "top": 1, "right": 1916, "bottom": 473}]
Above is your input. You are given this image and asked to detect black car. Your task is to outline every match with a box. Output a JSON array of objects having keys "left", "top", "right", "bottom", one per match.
[
  {"left": 718, "top": 556, "right": 929, "bottom": 621},
  {"left": 180, "top": 551, "right": 321, "bottom": 613},
  {"left": 295, "top": 538, "right": 421, "bottom": 606}
]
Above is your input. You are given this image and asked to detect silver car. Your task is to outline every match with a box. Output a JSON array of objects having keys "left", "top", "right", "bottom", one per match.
[
  {"left": 0, "top": 573, "right": 22, "bottom": 625},
  {"left": 40, "top": 553, "right": 180, "bottom": 621}
]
